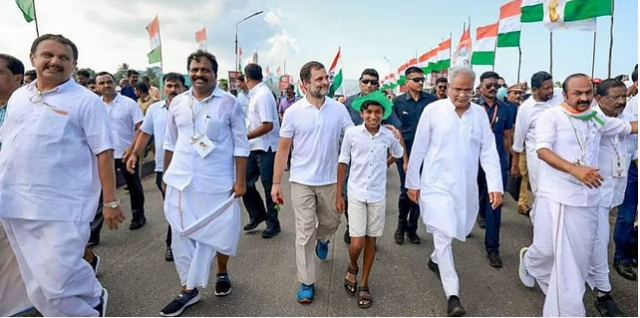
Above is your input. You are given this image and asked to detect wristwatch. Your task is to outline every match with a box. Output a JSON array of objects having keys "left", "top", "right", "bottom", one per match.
[{"left": 105, "top": 199, "right": 121, "bottom": 209}]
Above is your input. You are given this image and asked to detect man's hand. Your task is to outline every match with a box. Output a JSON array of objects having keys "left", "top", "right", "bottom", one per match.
[
  {"left": 122, "top": 148, "right": 133, "bottom": 162},
  {"left": 271, "top": 183, "right": 285, "bottom": 206},
  {"left": 104, "top": 205, "right": 126, "bottom": 230},
  {"left": 569, "top": 165, "right": 604, "bottom": 189},
  {"left": 510, "top": 164, "right": 521, "bottom": 179},
  {"left": 489, "top": 192, "right": 503, "bottom": 210},
  {"left": 126, "top": 153, "right": 138, "bottom": 174},
  {"left": 408, "top": 189, "right": 420, "bottom": 204},
  {"left": 232, "top": 181, "right": 246, "bottom": 198},
  {"left": 384, "top": 125, "right": 401, "bottom": 140},
  {"left": 336, "top": 195, "right": 346, "bottom": 214},
  {"left": 403, "top": 159, "right": 409, "bottom": 173}
]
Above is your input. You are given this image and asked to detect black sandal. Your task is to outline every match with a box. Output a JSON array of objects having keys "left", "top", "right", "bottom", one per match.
[
  {"left": 344, "top": 266, "right": 358, "bottom": 294},
  {"left": 357, "top": 286, "right": 373, "bottom": 309}
]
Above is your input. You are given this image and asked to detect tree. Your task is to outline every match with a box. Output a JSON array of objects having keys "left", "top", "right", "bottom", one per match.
[
  {"left": 114, "top": 63, "right": 130, "bottom": 81},
  {"left": 143, "top": 67, "right": 160, "bottom": 88},
  {"left": 554, "top": 81, "right": 562, "bottom": 88}
]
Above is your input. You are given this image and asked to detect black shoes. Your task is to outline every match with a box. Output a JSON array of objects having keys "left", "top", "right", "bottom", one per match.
[
  {"left": 214, "top": 273, "right": 232, "bottom": 297},
  {"left": 428, "top": 258, "right": 441, "bottom": 280},
  {"left": 165, "top": 247, "right": 174, "bottom": 262},
  {"left": 595, "top": 292, "right": 624, "bottom": 317},
  {"left": 262, "top": 226, "right": 281, "bottom": 239},
  {"left": 447, "top": 296, "right": 466, "bottom": 317},
  {"left": 488, "top": 251, "right": 503, "bottom": 268},
  {"left": 344, "top": 228, "right": 351, "bottom": 244},
  {"left": 160, "top": 289, "right": 200, "bottom": 317},
  {"left": 243, "top": 217, "right": 266, "bottom": 231},
  {"left": 407, "top": 231, "right": 421, "bottom": 244},
  {"left": 613, "top": 262, "right": 637, "bottom": 280},
  {"left": 477, "top": 215, "right": 486, "bottom": 229},
  {"left": 129, "top": 215, "right": 147, "bottom": 230},
  {"left": 394, "top": 229, "right": 405, "bottom": 245}
]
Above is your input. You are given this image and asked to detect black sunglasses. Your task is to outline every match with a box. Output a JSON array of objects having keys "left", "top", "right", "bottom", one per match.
[
  {"left": 437, "top": 85, "right": 447, "bottom": 89},
  {"left": 410, "top": 77, "right": 426, "bottom": 83},
  {"left": 485, "top": 83, "right": 501, "bottom": 89},
  {"left": 361, "top": 79, "right": 379, "bottom": 85}
]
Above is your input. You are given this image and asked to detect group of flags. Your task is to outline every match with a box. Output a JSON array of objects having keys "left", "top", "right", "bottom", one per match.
[{"left": 380, "top": 0, "right": 615, "bottom": 91}]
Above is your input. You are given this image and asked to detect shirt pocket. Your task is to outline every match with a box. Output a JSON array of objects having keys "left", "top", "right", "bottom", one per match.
[
  {"left": 36, "top": 108, "right": 69, "bottom": 142},
  {"left": 205, "top": 118, "right": 225, "bottom": 142}
]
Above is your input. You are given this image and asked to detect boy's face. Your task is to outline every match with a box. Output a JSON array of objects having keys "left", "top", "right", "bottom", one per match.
[{"left": 361, "top": 105, "right": 384, "bottom": 128}]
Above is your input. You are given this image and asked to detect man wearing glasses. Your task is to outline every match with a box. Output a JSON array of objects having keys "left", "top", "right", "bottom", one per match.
[
  {"left": 475, "top": 71, "right": 514, "bottom": 268},
  {"left": 435, "top": 77, "right": 448, "bottom": 100},
  {"left": 341, "top": 69, "right": 402, "bottom": 244},
  {"left": 392, "top": 67, "right": 437, "bottom": 245}
]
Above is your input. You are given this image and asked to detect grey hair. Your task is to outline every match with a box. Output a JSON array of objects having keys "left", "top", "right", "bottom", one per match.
[{"left": 449, "top": 66, "right": 476, "bottom": 83}]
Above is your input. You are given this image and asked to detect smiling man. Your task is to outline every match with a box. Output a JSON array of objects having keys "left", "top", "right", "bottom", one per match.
[{"left": 435, "top": 77, "right": 448, "bottom": 100}]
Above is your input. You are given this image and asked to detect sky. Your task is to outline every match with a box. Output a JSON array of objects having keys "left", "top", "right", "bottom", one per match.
[{"left": 0, "top": 0, "right": 637, "bottom": 86}]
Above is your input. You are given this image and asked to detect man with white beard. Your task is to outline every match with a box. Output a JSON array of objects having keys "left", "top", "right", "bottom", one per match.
[{"left": 406, "top": 67, "right": 503, "bottom": 317}]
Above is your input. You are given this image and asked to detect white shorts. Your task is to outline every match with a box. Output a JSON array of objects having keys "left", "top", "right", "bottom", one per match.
[{"left": 348, "top": 197, "right": 386, "bottom": 237}]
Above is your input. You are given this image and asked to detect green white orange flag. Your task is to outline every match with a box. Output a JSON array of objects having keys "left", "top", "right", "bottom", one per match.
[
  {"left": 328, "top": 47, "right": 343, "bottom": 98},
  {"left": 15, "top": 0, "right": 35, "bottom": 22},
  {"left": 498, "top": 0, "right": 522, "bottom": 47},
  {"left": 521, "top": 0, "right": 611, "bottom": 31},
  {"left": 397, "top": 63, "right": 410, "bottom": 86},
  {"left": 452, "top": 27, "right": 472, "bottom": 67},
  {"left": 146, "top": 16, "right": 162, "bottom": 64},
  {"left": 471, "top": 23, "right": 498, "bottom": 66},
  {"left": 434, "top": 39, "right": 452, "bottom": 72}
]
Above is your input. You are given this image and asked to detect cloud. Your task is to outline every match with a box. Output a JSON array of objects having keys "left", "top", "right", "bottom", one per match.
[
  {"left": 262, "top": 30, "right": 301, "bottom": 66},
  {"left": 264, "top": 11, "right": 282, "bottom": 26}
]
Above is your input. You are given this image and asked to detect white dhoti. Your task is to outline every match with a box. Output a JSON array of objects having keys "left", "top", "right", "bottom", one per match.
[
  {"left": 526, "top": 152, "right": 540, "bottom": 223},
  {"left": 430, "top": 230, "right": 458, "bottom": 298},
  {"left": 164, "top": 185, "right": 240, "bottom": 290},
  {"left": 524, "top": 196, "right": 598, "bottom": 317},
  {"left": 0, "top": 223, "right": 32, "bottom": 317},
  {"left": 586, "top": 206, "right": 613, "bottom": 293},
  {"left": 0, "top": 218, "right": 102, "bottom": 317}
]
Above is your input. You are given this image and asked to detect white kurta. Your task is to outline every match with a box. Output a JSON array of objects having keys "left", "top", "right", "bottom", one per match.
[{"left": 406, "top": 98, "right": 503, "bottom": 241}]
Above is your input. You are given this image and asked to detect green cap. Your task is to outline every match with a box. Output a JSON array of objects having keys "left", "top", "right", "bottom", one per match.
[{"left": 351, "top": 91, "right": 394, "bottom": 120}]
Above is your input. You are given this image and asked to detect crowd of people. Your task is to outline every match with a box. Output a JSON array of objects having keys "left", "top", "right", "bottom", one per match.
[{"left": 0, "top": 33, "right": 637, "bottom": 318}]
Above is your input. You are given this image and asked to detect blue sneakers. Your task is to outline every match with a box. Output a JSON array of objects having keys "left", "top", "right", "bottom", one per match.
[
  {"left": 315, "top": 240, "right": 330, "bottom": 261},
  {"left": 297, "top": 284, "right": 315, "bottom": 303}
]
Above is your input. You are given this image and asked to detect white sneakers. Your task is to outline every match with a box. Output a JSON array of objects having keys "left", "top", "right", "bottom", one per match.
[{"left": 519, "top": 247, "right": 535, "bottom": 288}]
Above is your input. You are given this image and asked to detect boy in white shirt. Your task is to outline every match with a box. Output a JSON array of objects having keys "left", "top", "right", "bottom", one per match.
[{"left": 336, "top": 91, "right": 404, "bottom": 309}]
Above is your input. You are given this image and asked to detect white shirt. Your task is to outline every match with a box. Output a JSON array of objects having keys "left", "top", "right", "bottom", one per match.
[
  {"left": 237, "top": 91, "right": 249, "bottom": 116},
  {"left": 0, "top": 79, "right": 113, "bottom": 222},
  {"left": 512, "top": 90, "right": 565, "bottom": 154},
  {"left": 140, "top": 100, "right": 168, "bottom": 172},
  {"left": 164, "top": 87, "right": 250, "bottom": 193},
  {"left": 280, "top": 96, "right": 354, "bottom": 186},
  {"left": 339, "top": 125, "right": 404, "bottom": 203},
  {"left": 594, "top": 105, "right": 637, "bottom": 208},
  {"left": 104, "top": 94, "right": 144, "bottom": 159},
  {"left": 623, "top": 95, "right": 638, "bottom": 160},
  {"left": 246, "top": 82, "right": 280, "bottom": 152},
  {"left": 535, "top": 105, "right": 632, "bottom": 207},
  {"left": 406, "top": 99, "right": 503, "bottom": 241}
]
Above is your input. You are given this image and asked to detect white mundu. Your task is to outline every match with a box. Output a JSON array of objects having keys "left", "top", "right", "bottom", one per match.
[
  {"left": 406, "top": 98, "right": 503, "bottom": 298},
  {"left": 586, "top": 106, "right": 637, "bottom": 295},
  {"left": 523, "top": 105, "right": 632, "bottom": 317},
  {"left": 163, "top": 87, "right": 249, "bottom": 289},
  {"left": 0, "top": 223, "right": 32, "bottom": 317},
  {"left": 0, "top": 79, "right": 113, "bottom": 316}
]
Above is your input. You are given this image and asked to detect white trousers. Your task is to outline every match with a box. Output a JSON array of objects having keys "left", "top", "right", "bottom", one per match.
[
  {"left": 526, "top": 153, "right": 540, "bottom": 224},
  {"left": 586, "top": 206, "right": 613, "bottom": 292},
  {"left": 0, "top": 223, "right": 32, "bottom": 317},
  {"left": 430, "top": 230, "right": 458, "bottom": 299},
  {"left": 524, "top": 197, "right": 598, "bottom": 317},
  {"left": 165, "top": 185, "right": 240, "bottom": 290},
  {"left": 1, "top": 218, "right": 102, "bottom": 317}
]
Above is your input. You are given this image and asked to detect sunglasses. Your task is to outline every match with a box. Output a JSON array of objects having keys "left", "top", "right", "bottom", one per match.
[
  {"left": 361, "top": 79, "right": 379, "bottom": 85},
  {"left": 485, "top": 83, "right": 501, "bottom": 89},
  {"left": 437, "top": 85, "right": 447, "bottom": 90},
  {"left": 410, "top": 77, "right": 426, "bottom": 83}
]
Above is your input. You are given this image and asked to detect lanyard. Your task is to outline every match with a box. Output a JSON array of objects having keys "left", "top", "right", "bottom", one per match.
[
  {"left": 565, "top": 113, "right": 589, "bottom": 162},
  {"left": 189, "top": 95, "right": 212, "bottom": 138},
  {"left": 484, "top": 103, "right": 499, "bottom": 130},
  {"left": 609, "top": 136, "right": 621, "bottom": 159}
]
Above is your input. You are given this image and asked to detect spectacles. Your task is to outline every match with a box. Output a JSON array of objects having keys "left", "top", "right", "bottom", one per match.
[
  {"left": 409, "top": 77, "right": 426, "bottom": 83},
  {"left": 603, "top": 95, "right": 627, "bottom": 102},
  {"left": 29, "top": 91, "right": 58, "bottom": 109},
  {"left": 484, "top": 84, "right": 501, "bottom": 89},
  {"left": 437, "top": 85, "right": 447, "bottom": 90},
  {"left": 361, "top": 79, "right": 379, "bottom": 85}
]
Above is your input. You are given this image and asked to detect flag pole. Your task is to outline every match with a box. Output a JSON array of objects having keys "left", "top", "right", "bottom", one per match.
[
  {"left": 492, "top": 21, "right": 498, "bottom": 72},
  {"left": 591, "top": 31, "right": 597, "bottom": 78},
  {"left": 517, "top": 46, "right": 522, "bottom": 83},
  {"left": 607, "top": 0, "right": 615, "bottom": 78},
  {"left": 549, "top": 32, "right": 553, "bottom": 76},
  {"left": 157, "top": 15, "right": 164, "bottom": 76},
  {"left": 32, "top": 0, "right": 40, "bottom": 37},
  {"left": 204, "top": 24, "right": 208, "bottom": 52}
]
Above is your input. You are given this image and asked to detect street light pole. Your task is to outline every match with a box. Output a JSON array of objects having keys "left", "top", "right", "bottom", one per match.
[
  {"left": 235, "top": 11, "right": 264, "bottom": 73},
  {"left": 383, "top": 56, "right": 392, "bottom": 74}
]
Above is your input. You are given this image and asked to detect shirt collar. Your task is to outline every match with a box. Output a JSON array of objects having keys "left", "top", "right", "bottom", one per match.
[
  {"left": 103, "top": 93, "right": 123, "bottom": 106},
  {"left": 188, "top": 86, "right": 224, "bottom": 103},
  {"left": 477, "top": 95, "right": 502, "bottom": 108},
  {"left": 27, "top": 78, "right": 76, "bottom": 95},
  {"left": 358, "top": 124, "right": 382, "bottom": 137},
  {"left": 249, "top": 82, "right": 266, "bottom": 97},
  {"left": 302, "top": 96, "right": 328, "bottom": 109},
  {"left": 404, "top": 91, "right": 428, "bottom": 101}
]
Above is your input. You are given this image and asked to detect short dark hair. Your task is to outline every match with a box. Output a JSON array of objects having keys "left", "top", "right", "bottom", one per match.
[
  {"left": 300, "top": 61, "right": 325, "bottom": 84},
  {"left": 597, "top": 79, "right": 627, "bottom": 97},
  {"left": 95, "top": 71, "right": 115, "bottom": 82},
  {"left": 562, "top": 73, "right": 590, "bottom": 93},
  {"left": 361, "top": 100, "right": 385, "bottom": 113},
  {"left": 25, "top": 69, "right": 37, "bottom": 79},
  {"left": 127, "top": 69, "right": 139, "bottom": 78},
  {"left": 480, "top": 71, "right": 500, "bottom": 82},
  {"left": 163, "top": 72, "right": 185, "bottom": 86},
  {"left": 77, "top": 69, "right": 90, "bottom": 78},
  {"left": 0, "top": 54, "right": 25, "bottom": 77},
  {"left": 405, "top": 67, "right": 423, "bottom": 77},
  {"left": 435, "top": 77, "right": 448, "bottom": 85},
  {"left": 136, "top": 82, "right": 150, "bottom": 94},
  {"left": 359, "top": 68, "right": 379, "bottom": 81},
  {"left": 87, "top": 78, "right": 96, "bottom": 85},
  {"left": 531, "top": 71, "right": 553, "bottom": 89},
  {"left": 141, "top": 75, "right": 150, "bottom": 82},
  {"left": 237, "top": 74, "right": 245, "bottom": 82},
  {"left": 30, "top": 34, "right": 79, "bottom": 61},
  {"left": 187, "top": 50, "right": 218, "bottom": 75},
  {"left": 633, "top": 64, "right": 638, "bottom": 83},
  {"left": 244, "top": 63, "right": 263, "bottom": 81},
  {"left": 287, "top": 84, "right": 294, "bottom": 90}
]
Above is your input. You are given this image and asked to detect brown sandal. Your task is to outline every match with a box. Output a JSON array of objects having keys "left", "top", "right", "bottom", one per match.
[
  {"left": 344, "top": 266, "right": 358, "bottom": 294},
  {"left": 357, "top": 286, "right": 373, "bottom": 309}
]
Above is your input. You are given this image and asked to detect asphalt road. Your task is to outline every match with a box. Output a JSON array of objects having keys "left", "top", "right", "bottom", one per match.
[{"left": 89, "top": 169, "right": 638, "bottom": 317}]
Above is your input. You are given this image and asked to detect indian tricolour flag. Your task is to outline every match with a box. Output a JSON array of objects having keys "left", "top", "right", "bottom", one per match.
[
  {"left": 471, "top": 23, "right": 498, "bottom": 66},
  {"left": 434, "top": 39, "right": 452, "bottom": 72},
  {"left": 498, "top": 0, "right": 522, "bottom": 48},
  {"left": 146, "top": 16, "right": 162, "bottom": 65},
  {"left": 397, "top": 63, "right": 409, "bottom": 86},
  {"left": 521, "top": 0, "right": 612, "bottom": 31},
  {"left": 452, "top": 27, "right": 472, "bottom": 68},
  {"left": 328, "top": 47, "right": 343, "bottom": 98}
]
